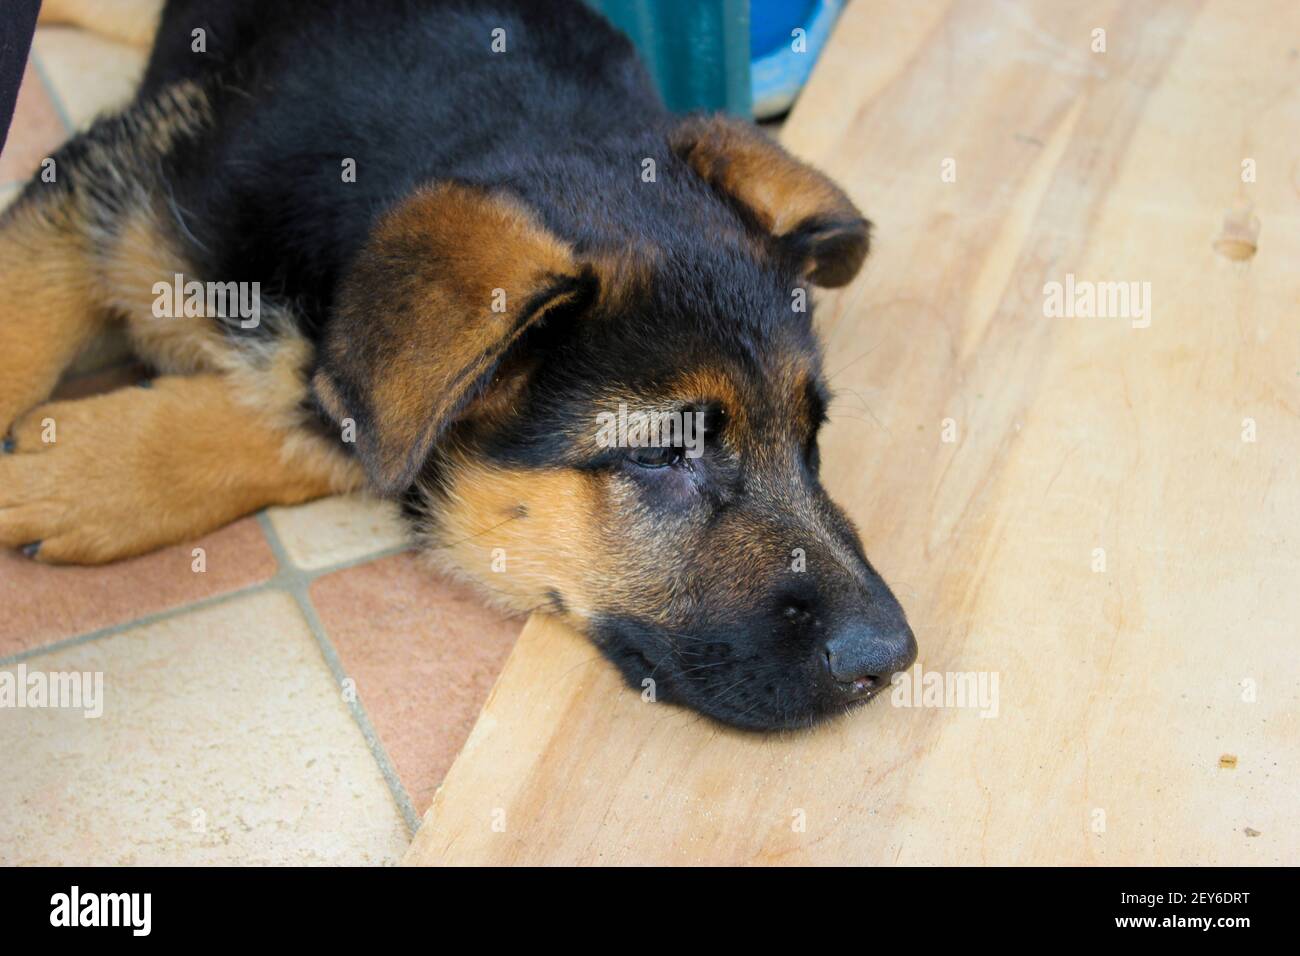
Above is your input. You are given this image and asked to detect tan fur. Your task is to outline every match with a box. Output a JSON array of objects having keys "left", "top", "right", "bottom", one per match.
[
  {"left": 671, "top": 115, "right": 869, "bottom": 286},
  {"left": 672, "top": 366, "right": 752, "bottom": 431},
  {"left": 109, "top": 209, "right": 234, "bottom": 375},
  {"left": 416, "top": 339, "right": 840, "bottom": 632},
  {"left": 315, "top": 182, "right": 589, "bottom": 491},
  {"left": 589, "top": 244, "right": 658, "bottom": 312},
  {"left": 38, "top": 0, "right": 164, "bottom": 47},
  {"left": 310, "top": 372, "right": 349, "bottom": 425},
  {"left": 0, "top": 79, "right": 217, "bottom": 436},
  {"left": 367, "top": 186, "right": 577, "bottom": 430},
  {"left": 416, "top": 354, "right": 783, "bottom": 621},
  {"left": 421, "top": 459, "right": 605, "bottom": 620},
  {"left": 0, "top": 201, "right": 107, "bottom": 435},
  {"left": 671, "top": 116, "right": 853, "bottom": 236},
  {"left": 422, "top": 447, "right": 722, "bottom": 631},
  {"left": 0, "top": 367, "right": 361, "bottom": 564}
]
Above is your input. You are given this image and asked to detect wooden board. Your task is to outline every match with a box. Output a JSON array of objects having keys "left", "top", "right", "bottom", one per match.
[{"left": 404, "top": 0, "right": 1300, "bottom": 865}]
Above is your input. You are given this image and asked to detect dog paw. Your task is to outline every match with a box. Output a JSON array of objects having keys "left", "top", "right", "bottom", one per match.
[
  {"left": 1, "top": 397, "right": 34, "bottom": 446},
  {"left": 0, "top": 393, "right": 170, "bottom": 564}
]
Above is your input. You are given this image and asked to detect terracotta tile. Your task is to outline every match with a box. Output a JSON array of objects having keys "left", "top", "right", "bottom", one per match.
[
  {"left": 0, "top": 590, "right": 410, "bottom": 865},
  {"left": 0, "top": 518, "right": 277, "bottom": 658},
  {"left": 31, "top": 27, "right": 145, "bottom": 131},
  {"left": 266, "top": 493, "right": 410, "bottom": 571},
  {"left": 0, "top": 62, "right": 66, "bottom": 184},
  {"left": 311, "top": 553, "right": 523, "bottom": 813}
]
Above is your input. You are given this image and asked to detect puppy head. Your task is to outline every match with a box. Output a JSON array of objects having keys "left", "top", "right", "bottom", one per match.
[{"left": 314, "top": 117, "right": 915, "bottom": 731}]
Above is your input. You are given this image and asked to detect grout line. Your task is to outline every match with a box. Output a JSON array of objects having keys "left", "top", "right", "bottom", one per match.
[
  {"left": 290, "top": 540, "right": 414, "bottom": 578},
  {"left": 250, "top": 507, "right": 413, "bottom": 581},
  {"left": 0, "top": 578, "right": 274, "bottom": 668},
  {"left": 3, "top": 506, "right": 424, "bottom": 836},
  {"left": 4, "top": 510, "right": 413, "bottom": 668},
  {"left": 28, "top": 47, "right": 76, "bottom": 136},
  {"left": 289, "top": 580, "right": 423, "bottom": 836},
  {"left": 255, "top": 512, "right": 424, "bottom": 835}
]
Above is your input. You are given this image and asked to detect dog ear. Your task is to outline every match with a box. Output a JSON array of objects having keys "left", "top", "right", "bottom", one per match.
[
  {"left": 670, "top": 115, "right": 870, "bottom": 287},
  {"left": 312, "top": 183, "right": 594, "bottom": 493}
]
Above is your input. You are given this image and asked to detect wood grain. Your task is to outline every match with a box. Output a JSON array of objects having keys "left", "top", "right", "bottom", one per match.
[{"left": 404, "top": 0, "right": 1300, "bottom": 865}]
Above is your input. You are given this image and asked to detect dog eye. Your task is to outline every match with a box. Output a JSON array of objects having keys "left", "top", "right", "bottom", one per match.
[{"left": 628, "top": 445, "right": 683, "bottom": 469}]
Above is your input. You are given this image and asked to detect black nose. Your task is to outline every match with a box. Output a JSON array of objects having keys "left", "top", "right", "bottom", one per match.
[{"left": 823, "top": 621, "right": 917, "bottom": 688}]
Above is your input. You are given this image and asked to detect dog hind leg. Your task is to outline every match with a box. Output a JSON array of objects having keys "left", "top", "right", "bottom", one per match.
[
  {"left": 0, "top": 186, "right": 112, "bottom": 438},
  {"left": 1, "top": 79, "right": 215, "bottom": 436}
]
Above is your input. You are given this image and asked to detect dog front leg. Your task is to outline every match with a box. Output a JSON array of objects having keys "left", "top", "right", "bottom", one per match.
[
  {"left": 0, "top": 190, "right": 113, "bottom": 438},
  {"left": 0, "top": 367, "right": 363, "bottom": 564}
]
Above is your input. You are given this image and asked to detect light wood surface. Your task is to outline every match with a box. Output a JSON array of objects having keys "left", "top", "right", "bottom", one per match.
[{"left": 404, "top": 0, "right": 1300, "bottom": 865}]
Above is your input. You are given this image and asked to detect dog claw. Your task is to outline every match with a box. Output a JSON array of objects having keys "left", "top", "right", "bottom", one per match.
[
  {"left": 20, "top": 541, "right": 41, "bottom": 558},
  {"left": 1, "top": 435, "right": 12, "bottom": 453}
]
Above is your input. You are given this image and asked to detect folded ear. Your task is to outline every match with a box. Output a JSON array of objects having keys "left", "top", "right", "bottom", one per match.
[
  {"left": 670, "top": 115, "right": 870, "bottom": 287},
  {"left": 312, "top": 183, "right": 594, "bottom": 493}
]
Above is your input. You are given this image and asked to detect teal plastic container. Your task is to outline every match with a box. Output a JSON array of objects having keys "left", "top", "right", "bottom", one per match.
[{"left": 585, "top": 0, "right": 752, "bottom": 116}]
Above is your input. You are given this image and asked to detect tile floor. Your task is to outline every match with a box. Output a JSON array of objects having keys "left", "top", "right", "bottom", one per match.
[{"left": 0, "top": 27, "right": 524, "bottom": 865}]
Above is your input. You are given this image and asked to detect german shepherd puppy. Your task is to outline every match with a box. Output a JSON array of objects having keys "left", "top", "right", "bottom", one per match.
[{"left": 0, "top": 0, "right": 915, "bottom": 730}]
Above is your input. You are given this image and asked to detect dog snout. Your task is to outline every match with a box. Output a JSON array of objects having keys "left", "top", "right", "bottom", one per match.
[{"left": 822, "top": 618, "right": 917, "bottom": 691}]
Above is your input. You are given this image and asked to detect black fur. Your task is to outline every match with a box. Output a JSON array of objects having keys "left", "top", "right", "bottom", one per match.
[
  {"left": 117, "top": 0, "right": 916, "bottom": 731},
  {"left": 142, "top": 0, "right": 678, "bottom": 333}
]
